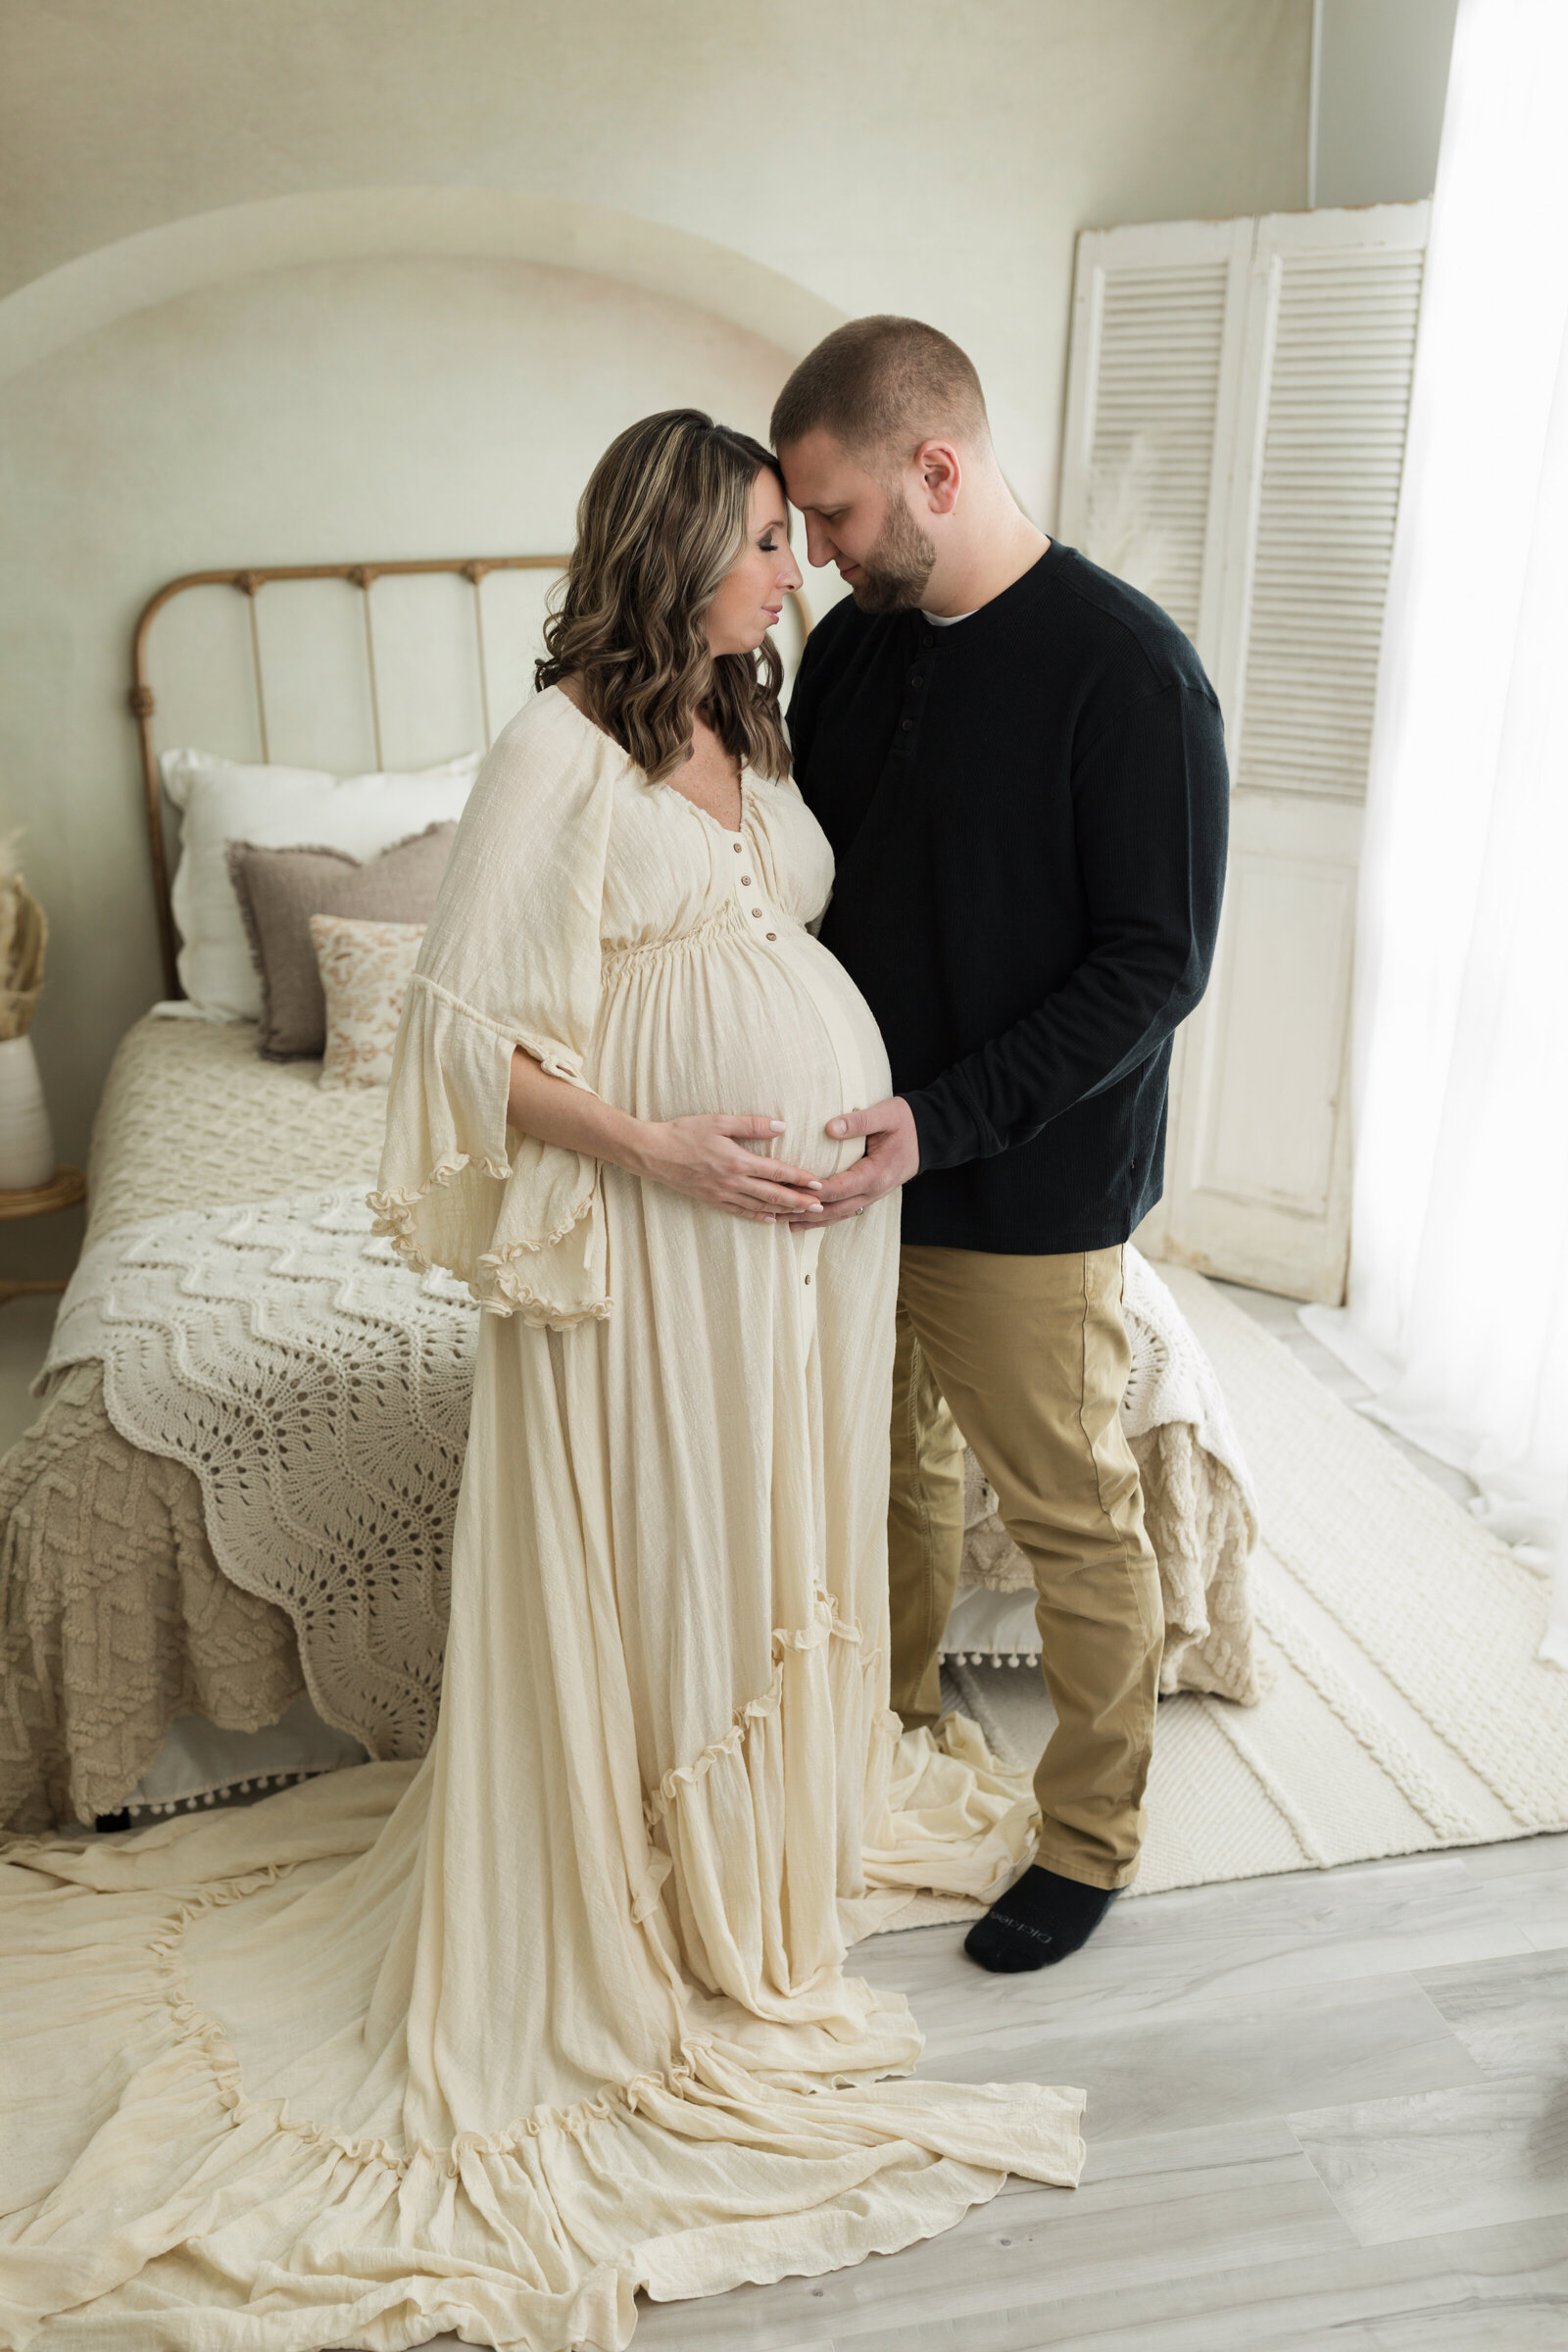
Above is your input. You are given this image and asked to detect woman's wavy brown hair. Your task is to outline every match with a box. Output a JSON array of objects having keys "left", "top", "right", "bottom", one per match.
[{"left": 535, "top": 410, "right": 792, "bottom": 782}]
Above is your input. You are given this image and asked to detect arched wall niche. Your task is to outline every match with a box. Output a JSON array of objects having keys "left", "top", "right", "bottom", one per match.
[{"left": 0, "top": 187, "right": 847, "bottom": 386}]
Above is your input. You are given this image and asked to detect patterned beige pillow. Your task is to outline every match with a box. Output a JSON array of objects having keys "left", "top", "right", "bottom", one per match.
[{"left": 311, "top": 915, "right": 425, "bottom": 1090}]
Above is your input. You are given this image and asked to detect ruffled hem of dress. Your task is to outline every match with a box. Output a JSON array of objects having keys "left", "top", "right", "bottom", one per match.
[
  {"left": 1, "top": 1814, "right": 1085, "bottom": 2352},
  {"left": 368, "top": 1163, "right": 612, "bottom": 1327},
  {"left": 637, "top": 1594, "right": 1036, "bottom": 1982},
  {"left": 368, "top": 1153, "right": 513, "bottom": 1262},
  {"left": 644, "top": 1588, "right": 867, "bottom": 1830},
  {"left": 479, "top": 1226, "right": 613, "bottom": 1326},
  {"left": 141, "top": 1864, "right": 703, "bottom": 2174},
  {"left": 0, "top": 1624, "right": 1073, "bottom": 2348},
  {"left": 3, "top": 1671, "right": 1045, "bottom": 2184},
  {"left": 635, "top": 1592, "right": 1008, "bottom": 2022}
]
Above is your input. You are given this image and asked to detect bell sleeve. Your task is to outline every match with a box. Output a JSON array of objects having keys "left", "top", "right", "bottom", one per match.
[{"left": 369, "top": 695, "right": 619, "bottom": 1326}]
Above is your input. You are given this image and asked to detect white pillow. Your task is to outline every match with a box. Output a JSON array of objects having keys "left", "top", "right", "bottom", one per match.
[
  {"left": 161, "top": 747, "right": 480, "bottom": 1021},
  {"left": 312, "top": 914, "right": 425, "bottom": 1090}
]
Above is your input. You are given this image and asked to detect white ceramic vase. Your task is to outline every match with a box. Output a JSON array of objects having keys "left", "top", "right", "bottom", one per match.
[{"left": 0, "top": 1031, "right": 56, "bottom": 1190}]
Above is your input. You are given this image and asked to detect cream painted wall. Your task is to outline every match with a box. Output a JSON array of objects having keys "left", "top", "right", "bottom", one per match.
[
  {"left": 1312, "top": 0, "right": 1459, "bottom": 207},
  {"left": 0, "top": 0, "right": 1312, "bottom": 1277}
]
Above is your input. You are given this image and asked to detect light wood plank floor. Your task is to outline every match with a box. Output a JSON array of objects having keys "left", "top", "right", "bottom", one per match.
[
  {"left": 5, "top": 1290, "right": 1565, "bottom": 2347},
  {"left": 622, "top": 1834, "right": 1568, "bottom": 2351}
]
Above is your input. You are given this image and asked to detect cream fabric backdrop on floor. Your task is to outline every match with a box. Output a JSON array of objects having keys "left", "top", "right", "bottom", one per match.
[
  {"left": 0, "top": 692, "right": 1083, "bottom": 2351},
  {"left": 1302, "top": 0, "right": 1568, "bottom": 1665}
]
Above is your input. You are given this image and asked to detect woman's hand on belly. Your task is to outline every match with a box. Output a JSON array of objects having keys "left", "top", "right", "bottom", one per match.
[
  {"left": 630, "top": 1113, "right": 826, "bottom": 1224},
  {"left": 510, "top": 1048, "right": 825, "bottom": 1223}
]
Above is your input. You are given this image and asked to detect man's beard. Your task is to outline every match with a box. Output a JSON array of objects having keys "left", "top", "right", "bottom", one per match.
[{"left": 849, "top": 494, "right": 937, "bottom": 613}]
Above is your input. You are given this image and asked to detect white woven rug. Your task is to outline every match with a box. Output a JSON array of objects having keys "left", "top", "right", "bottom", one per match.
[{"left": 948, "top": 1266, "right": 1568, "bottom": 1901}]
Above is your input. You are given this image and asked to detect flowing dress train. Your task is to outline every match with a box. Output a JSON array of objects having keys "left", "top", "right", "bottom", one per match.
[{"left": 0, "top": 688, "right": 1083, "bottom": 2352}]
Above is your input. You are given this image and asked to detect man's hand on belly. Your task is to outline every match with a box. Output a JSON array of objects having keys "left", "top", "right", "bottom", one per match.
[{"left": 791, "top": 1097, "right": 920, "bottom": 1227}]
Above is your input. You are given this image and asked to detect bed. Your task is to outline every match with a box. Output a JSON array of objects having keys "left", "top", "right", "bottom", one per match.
[{"left": 0, "top": 557, "right": 1261, "bottom": 1835}]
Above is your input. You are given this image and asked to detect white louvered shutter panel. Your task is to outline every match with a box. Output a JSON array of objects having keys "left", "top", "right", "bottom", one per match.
[
  {"left": 1058, "top": 220, "right": 1251, "bottom": 667},
  {"left": 1058, "top": 203, "right": 1433, "bottom": 1302},
  {"left": 1221, "top": 205, "right": 1430, "bottom": 797}
]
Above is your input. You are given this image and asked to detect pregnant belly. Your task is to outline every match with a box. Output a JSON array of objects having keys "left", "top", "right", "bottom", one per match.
[{"left": 593, "top": 923, "right": 892, "bottom": 1183}]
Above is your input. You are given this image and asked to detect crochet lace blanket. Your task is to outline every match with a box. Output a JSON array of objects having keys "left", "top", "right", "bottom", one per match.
[
  {"left": 1, "top": 1014, "right": 393, "bottom": 1831},
  {"left": 34, "top": 1195, "right": 1262, "bottom": 1795},
  {"left": 41, "top": 1193, "right": 474, "bottom": 1768},
  {"left": 1124, "top": 1244, "right": 1255, "bottom": 1474}
]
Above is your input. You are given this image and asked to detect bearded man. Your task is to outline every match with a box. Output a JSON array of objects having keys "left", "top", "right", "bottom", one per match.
[{"left": 773, "top": 316, "right": 1229, "bottom": 1970}]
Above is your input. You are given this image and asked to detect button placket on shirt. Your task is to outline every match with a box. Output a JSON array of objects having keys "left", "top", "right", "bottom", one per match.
[
  {"left": 730, "top": 830, "right": 778, "bottom": 943},
  {"left": 896, "top": 623, "right": 937, "bottom": 752},
  {"left": 856, "top": 616, "right": 941, "bottom": 820},
  {"left": 725, "top": 837, "right": 827, "bottom": 1301}
]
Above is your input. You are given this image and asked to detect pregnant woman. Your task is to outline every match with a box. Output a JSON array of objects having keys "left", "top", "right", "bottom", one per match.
[{"left": 2, "top": 414, "right": 1082, "bottom": 2351}]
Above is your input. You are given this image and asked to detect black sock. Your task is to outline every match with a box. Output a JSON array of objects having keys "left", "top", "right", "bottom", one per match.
[{"left": 962, "top": 1863, "right": 1117, "bottom": 1974}]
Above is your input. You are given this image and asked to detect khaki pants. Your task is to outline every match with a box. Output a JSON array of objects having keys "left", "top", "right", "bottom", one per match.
[{"left": 890, "top": 1244, "right": 1162, "bottom": 1890}]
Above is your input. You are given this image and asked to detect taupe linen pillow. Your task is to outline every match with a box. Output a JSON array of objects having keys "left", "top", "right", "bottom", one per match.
[{"left": 225, "top": 822, "right": 456, "bottom": 1059}]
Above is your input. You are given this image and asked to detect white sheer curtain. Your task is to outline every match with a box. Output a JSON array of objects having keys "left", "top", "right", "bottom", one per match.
[{"left": 1302, "top": 0, "right": 1568, "bottom": 1665}]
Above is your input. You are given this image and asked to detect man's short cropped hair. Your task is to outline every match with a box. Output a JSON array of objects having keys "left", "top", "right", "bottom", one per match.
[{"left": 769, "top": 316, "right": 990, "bottom": 466}]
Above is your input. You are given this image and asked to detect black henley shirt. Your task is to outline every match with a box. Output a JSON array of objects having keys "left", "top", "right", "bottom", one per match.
[{"left": 787, "top": 540, "right": 1230, "bottom": 1254}]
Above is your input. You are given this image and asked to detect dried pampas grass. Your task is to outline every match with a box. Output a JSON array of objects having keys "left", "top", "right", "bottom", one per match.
[
  {"left": 1082, "top": 433, "right": 1180, "bottom": 612},
  {"left": 0, "top": 832, "right": 47, "bottom": 1042}
]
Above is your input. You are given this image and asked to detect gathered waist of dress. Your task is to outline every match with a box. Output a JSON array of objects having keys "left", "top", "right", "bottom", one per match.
[{"left": 601, "top": 900, "right": 764, "bottom": 974}]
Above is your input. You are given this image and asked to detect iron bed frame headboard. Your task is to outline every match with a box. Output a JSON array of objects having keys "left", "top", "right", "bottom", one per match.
[{"left": 128, "top": 555, "right": 575, "bottom": 1001}]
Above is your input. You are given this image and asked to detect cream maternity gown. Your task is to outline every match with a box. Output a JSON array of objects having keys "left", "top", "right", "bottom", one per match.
[{"left": 0, "top": 688, "right": 1083, "bottom": 2352}]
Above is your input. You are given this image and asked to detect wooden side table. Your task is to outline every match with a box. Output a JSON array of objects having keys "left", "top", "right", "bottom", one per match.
[{"left": 0, "top": 1166, "right": 86, "bottom": 1305}]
